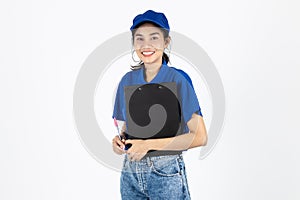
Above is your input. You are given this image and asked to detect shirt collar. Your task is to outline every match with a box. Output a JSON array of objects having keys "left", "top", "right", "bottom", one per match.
[{"left": 140, "top": 61, "right": 168, "bottom": 84}]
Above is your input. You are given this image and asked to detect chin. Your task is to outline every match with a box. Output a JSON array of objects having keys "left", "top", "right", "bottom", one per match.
[{"left": 142, "top": 57, "right": 161, "bottom": 65}]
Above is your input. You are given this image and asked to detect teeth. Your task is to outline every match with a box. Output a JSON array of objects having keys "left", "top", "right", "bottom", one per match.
[{"left": 142, "top": 51, "right": 154, "bottom": 55}]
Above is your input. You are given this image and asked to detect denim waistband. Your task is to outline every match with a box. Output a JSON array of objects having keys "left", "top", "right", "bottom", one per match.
[{"left": 124, "top": 153, "right": 183, "bottom": 164}]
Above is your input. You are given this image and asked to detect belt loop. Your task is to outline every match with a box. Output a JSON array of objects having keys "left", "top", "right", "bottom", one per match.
[
  {"left": 178, "top": 153, "right": 183, "bottom": 161},
  {"left": 147, "top": 157, "right": 151, "bottom": 167}
]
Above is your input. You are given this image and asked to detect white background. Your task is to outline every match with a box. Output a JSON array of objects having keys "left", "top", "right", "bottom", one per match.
[{"left": 1, "top": 0, "right": 300, "bottom": 199}]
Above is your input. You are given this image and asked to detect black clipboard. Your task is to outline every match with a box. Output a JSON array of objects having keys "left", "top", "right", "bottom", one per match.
[{"left": 124, "top": 82, "right": 183, "bottom": 140}]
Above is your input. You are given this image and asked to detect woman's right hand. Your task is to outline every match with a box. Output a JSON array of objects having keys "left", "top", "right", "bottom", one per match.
[{"left": 112, "top": 135, "right": 126, "bottom": 155}]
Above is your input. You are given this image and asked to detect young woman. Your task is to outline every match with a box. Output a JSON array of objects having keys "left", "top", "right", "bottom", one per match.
[{"left": 112, "top": 10, "right": 207, "bottom": 200}]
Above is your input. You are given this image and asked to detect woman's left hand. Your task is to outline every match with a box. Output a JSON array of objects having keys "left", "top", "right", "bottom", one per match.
[{"left": 125, "top": 139, "right": 150, "bottom": 161}]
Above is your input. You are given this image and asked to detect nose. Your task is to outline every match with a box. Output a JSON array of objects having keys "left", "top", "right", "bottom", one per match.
[{"left": 141, "top": 39, "right": 154, "bottom": 48}]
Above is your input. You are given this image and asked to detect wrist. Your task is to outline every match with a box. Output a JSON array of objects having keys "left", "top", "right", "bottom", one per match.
[
  {"left": 145, "top": 139, "right": 155, "bottom": 151},
  {"left": 145, "top": 138, "right": 166, "bottom": 151}
]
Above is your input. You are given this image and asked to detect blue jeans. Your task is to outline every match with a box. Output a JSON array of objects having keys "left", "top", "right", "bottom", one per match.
[{"left": 120, "top": 154, "right": 191, "bottom": 200}]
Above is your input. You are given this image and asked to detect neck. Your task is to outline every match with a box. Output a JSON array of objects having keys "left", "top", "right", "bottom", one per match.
[{"left": 144, "top": 62, "right": 162, "bottom": 82}]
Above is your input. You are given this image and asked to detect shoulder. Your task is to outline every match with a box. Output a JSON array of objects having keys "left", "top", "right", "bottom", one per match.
[
  {"left": 119, "top": 68, "right": 141, "bottom": 85},
  {"left": 167, "top": 66, "right": 194, "bottom": 88}
]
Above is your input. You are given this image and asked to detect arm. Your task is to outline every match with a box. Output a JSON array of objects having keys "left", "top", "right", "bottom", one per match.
[
  {"left": 112, "top": 121, "right": 127, "bottom": 155},
  {"left": 148, "top": 113, "right": 207, "bottom": 150},
  {"left": 125, "top": 113, "right": 208, "bottom": 161}
]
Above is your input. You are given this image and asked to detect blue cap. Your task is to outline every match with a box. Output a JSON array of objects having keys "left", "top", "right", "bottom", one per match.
[{"left": 130, "top": 10, "right": 170, "bottom": 32}]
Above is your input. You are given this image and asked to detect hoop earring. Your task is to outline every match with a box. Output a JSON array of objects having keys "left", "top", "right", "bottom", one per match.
[
  {"left": 131, "top": 49, "right": 141, "bottom": 63},
  {"left": 165, "top": 38, "right": 172, "bottom": 57},
  {"left": 165, "top": 47, "right": 171, "bottom": 58}
]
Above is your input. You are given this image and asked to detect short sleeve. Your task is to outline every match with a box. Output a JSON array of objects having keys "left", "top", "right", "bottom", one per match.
[
  {"left": 112, "top": 79, "right": 126, "bottom": 121},
  {"left": 177, "top": 72, "right": 202, "bottom": 128}
]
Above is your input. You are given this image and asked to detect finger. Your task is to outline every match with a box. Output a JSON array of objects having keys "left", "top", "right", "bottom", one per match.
[
  {"left": 127, "top": 152, "right": 133, "bottom": 161},
  {"left": 113, "top": 138, "right": 125, "bottom": 149},
  {"left": 115, "top": 143, "right": 125, "bottom": 151},
  {"left": 113, "top": 145, "right": 124, "bottom": 154},
  {"left": 128, "top": 152, "right": 137, "bottom": 161},
  {"left": 112, "top": 136, "right": 119, "bottom": 143},
  {"left": 134, "top": 153, "right": 144, "bottom": 161},
  {"left": 112, "top": 146, "right": 120, "bottom": 154},
  {"left": 133, "top": 154, "right": 143, "bottom": 162},
  {"left": 118, "top": 147, "right": 126, "bottom": 154},
  {"left": 115, "top": 135, "right": 123, "bottom": 141},
  {"left": 114, "top": 149, "right": 124, "bottom": 155},
  {"left": 113, "top": 145, "right": 125, "bottom": 155},
  {"left": 116, "top": 139, "right": 125, "bottom": 147}
]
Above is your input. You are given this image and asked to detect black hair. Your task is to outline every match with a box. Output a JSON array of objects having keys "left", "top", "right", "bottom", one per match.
[{"left": 130, "top": 22, "right": 170, "bottom": 70}]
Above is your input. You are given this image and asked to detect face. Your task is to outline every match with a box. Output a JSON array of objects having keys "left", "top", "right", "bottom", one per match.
[{"left": 133, "top": 23, "right": 169, "bottom": 65}]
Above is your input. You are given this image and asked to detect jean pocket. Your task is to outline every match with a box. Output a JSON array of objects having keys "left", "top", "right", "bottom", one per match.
[{"left": 151, "top": 156, "right": 181, "bottom": 177}]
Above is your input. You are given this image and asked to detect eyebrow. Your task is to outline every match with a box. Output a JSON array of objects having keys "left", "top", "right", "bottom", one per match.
[
  {"left": 135, "top": 32, "right": 161, "bottom": 37},
  {"left": 149, "top": 32, "right": 160, "bottom": 36}
]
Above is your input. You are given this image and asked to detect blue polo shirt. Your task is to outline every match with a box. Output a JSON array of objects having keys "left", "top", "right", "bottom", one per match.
[{"left": 112, "top": 62, "right": 202, "bottom": 134}]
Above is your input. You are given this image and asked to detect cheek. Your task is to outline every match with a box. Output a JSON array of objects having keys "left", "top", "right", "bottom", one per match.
[
  {"left": 155, "top": 50, "right": 164, "bottom": 58},
  {"left": 149, "top": 40, "right": 164, "bottom": 50},
  {"left": 135, "top": 50, "right": 143, "bottom": 58},
  {"left": 133, "top": 43, "right": 139, "bottom": 50},
  {"left": 133, "top": 39, "right": 142, "bottom": 49}
]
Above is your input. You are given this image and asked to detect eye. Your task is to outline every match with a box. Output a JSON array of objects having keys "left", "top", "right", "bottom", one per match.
[
  {"left": 151, "top": 36, "right": 159, "bottom": 40},
  {"left": 136, "top": 37, "right": 144, "bottom": 41}
]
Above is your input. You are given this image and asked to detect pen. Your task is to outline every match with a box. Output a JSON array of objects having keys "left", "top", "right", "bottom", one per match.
[
  {"left": 113, "top": 117, "right": 130, "bottom": 150},
  {"left": 113, "top": 117, "right": 122, "bottom": 140}
]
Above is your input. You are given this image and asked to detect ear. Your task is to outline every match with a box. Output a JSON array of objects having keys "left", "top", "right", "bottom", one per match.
[{"left": 164, "top": 36, "right": 171, "bottom": 48}]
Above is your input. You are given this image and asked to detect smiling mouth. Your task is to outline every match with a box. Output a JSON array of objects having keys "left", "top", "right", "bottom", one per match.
[{"left": 142, "top": 51, "right": 155, "bottom": 57}]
